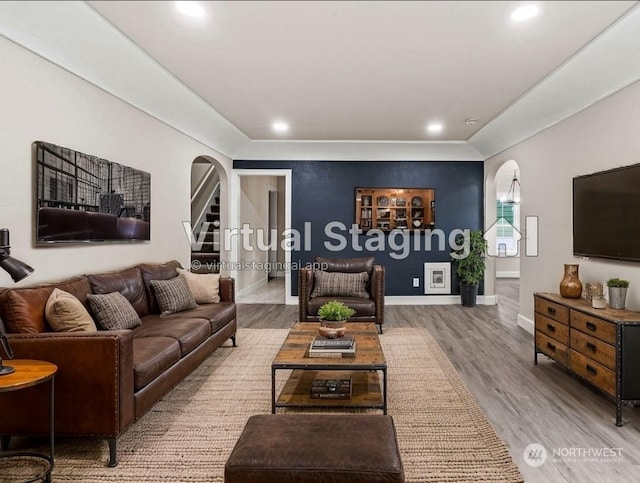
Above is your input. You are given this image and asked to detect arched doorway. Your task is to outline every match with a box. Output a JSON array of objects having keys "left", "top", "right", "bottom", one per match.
[
  {"left": 493, "top": 160, "right": 521, "bottom": 278},
  {"left": 189, "top": 156, "right": 226, "bottom": 273}
]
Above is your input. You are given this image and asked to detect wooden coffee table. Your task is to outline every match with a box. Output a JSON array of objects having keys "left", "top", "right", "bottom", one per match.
[{"left": 271, "top": 322, "right": 387, "bottom": 414}]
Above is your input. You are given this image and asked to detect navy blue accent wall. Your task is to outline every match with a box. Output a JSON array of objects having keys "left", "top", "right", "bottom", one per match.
[{"left": 233, "top": 160, "right": 484, "bottom": 296}]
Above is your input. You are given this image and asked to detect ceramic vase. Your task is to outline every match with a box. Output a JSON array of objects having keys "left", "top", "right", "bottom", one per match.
[{"left": 559, "top": 264, "right": 582, "bottom": 299}]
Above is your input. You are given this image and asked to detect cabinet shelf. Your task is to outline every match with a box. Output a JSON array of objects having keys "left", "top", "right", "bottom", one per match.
[{"left": 356, "top": 187, "right": 435, "bottom": 232}]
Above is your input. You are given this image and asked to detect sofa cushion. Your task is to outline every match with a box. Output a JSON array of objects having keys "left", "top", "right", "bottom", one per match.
[
  {"left": 0, "top": 276, "right": 91, "bottom": 333},
  {"left": 311, "top": 271, "right": 370, "bottom": 299},
  {"left": 161, "top": 302, "right": 236, "bottom": 334},
  {"left": 87, "top": 292, "right": 142, "bottom": 330},
  {"left": 132, "top": 336, "right": 181, "bottom": 390},
  {"left": 138, "top": 260, "right": 181, "bottom": 314},
  {"left": 150, "top": 275, "right": 198, "bottom": 316},
  {"left": 176, "top": 268, "right": 220, "bottom": 303},
  {"left": 45, "top": 288, "right": 97, "bottom": 333},
  {"left": 136, "top": 317, "right": 210, "bottom": 356},
  {"left": 88, "top": 267, "right": 150, "bottom": 317},
  {"left": 308, "top": 296, "right": 376, "bottom": 317}
]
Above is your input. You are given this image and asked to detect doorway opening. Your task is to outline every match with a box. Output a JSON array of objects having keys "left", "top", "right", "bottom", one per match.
[{"left": 231, "top": 169, "right": 292, "bottom": 304}]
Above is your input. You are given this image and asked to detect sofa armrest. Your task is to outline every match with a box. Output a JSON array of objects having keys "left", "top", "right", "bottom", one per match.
[
  {"left": 371, "top": 265, "right": 385, "bottom": 325},
  {"left": 298, "top": 268, "right": 314, "bottom": 322},
  {"left": 0, "top": 330, "right": 135, "bottom": 438},
  {"left": 220, "top": 277, "right": 235, "bottom": 303}
]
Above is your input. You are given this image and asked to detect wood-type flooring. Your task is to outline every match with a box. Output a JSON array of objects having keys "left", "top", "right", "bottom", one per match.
[{"left": 237, "top": 280, "right": 640, "bottom": 482}]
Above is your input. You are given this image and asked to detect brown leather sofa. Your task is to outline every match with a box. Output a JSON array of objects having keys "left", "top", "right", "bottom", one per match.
[
  {"left": 298, "top": 256, "right": 385, "bottom": 333},
  {"left": 0, "top": 260, "right": 236, "bottom": 467}
]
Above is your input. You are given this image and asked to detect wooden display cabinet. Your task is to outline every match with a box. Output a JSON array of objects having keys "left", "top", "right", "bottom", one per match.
[{"left": 355, "top": 188, "right": 435, "bottom": 232}]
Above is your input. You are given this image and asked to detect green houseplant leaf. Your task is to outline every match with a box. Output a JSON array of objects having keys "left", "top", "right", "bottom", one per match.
[
  {"left": 317, "top": 300, "right": 356, "bottom": 321},
  {"left": 606, "top": 278, "right": 630, "bottom": 288},
  {"left": 450, "top": 230, "right": 488, "bottom": 286}
]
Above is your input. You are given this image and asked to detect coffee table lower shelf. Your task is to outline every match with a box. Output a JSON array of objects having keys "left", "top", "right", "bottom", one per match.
[{"left": 275, "top": 370, "right": 383, "bottom": 411}]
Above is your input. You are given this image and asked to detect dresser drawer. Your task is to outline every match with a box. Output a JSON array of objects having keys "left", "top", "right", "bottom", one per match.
[
  {"left": 570, "top": 350, "right": 616, "bottom": 397},
  {"left": 535, "top": 314, "right": 569, "bottom": 345},
  {"left": 535, "top": 297, "right": 569, "bottom": 325},
  {"left": 570, "top": 330, "right": 616, "bottom": 370},
  {"left": 571, "top": 311, "right": 616, "bottom": 344},
  {"left": 536, "top": 331, "right": 569, "bottom": 366}
]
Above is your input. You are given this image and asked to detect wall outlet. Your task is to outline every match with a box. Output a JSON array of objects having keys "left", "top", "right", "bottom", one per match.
[{"left": 412, "top": 278, "right": 420, "bottom": 288}]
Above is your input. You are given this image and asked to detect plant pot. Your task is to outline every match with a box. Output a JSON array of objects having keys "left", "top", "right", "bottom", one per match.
[
  {"left": 608, "top": 287, "right": 627, "bottom": 309},
  {"left": 318, "top": 319, "right": 347, "bottom": 338},
  {"left": 460, "top": 283, "right": 479, "bottom": 307}
]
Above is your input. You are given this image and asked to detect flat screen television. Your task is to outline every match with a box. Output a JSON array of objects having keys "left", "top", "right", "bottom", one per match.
[
  {"left": 34, "top": 141, "right": 151, "bottom": 244},
  {"left": 573, "top": 163, "right": 640, "bottom": 262}
]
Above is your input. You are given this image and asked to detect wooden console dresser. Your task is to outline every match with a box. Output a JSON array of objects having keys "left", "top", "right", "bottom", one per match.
[{"left": 534, "top": 292, "right": 640, "bottom": 426}]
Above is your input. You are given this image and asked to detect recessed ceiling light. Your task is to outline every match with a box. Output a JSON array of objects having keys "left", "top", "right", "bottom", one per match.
[
  {"left": 175, "top": 1, "right": 206, "bottom": 19},
  {"left": 272, "top": 121, "right": 289, "bottom": 133},
  {"left": 427, "top": 123, "right": 443, "bottom": 134},
  {"left": 510, "top": 4, "right": 539, "bottom": 22}
]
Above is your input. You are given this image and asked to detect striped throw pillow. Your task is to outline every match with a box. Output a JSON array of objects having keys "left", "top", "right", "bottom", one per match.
[
  {"left": 150, "top": 274, "right": 198, "bottom": 316},
  {"left": 310, "top": 271, "right": 370, "bottom": 299},
  {"left": 87, "top": 292, "right": 142, "bottom": 330}
]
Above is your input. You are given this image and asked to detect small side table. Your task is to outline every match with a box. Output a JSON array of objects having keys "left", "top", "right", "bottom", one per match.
[{"left": 0, "top": 360, "right": 57, "bottom": 483}]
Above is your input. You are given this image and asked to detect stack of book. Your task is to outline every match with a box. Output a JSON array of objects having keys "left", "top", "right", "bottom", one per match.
[
  {"left": 307, "top": 336, "right": 356, "bottom": 358},
  {"left": 310, "top": 376, "right": 352, "bottom": 399}
]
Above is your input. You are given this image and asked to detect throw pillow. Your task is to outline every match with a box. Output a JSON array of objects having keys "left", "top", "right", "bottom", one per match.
[
  {"left": 87, "top": 292, "right": 142, "bottom": 330},
  {"left": 150, "top": 274, "right": 198, "bottom": 316},
  {"left": 45, "top": 288, "right": 97, "bottom": 333},
  {"left": 176, "top": 268, "right": 220, "bottom": 303},
  {"left": 310, "top": 271, "right": 370, "bottom": 299}
]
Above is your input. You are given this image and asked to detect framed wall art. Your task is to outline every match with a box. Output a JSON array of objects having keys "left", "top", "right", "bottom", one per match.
[{"left": 423, "top": 262, "right": 451, "bottom": 294}]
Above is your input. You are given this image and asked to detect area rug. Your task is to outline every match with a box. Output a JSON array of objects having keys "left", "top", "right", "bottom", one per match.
[{"left": 3, "top": 328, "right": 523, "bottom": 482}]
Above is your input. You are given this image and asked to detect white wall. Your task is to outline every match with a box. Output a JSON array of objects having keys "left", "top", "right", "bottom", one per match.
[
  {"left": 486, "top": 78, "right": 640, "bottom": 324},
  {"left": 0, "top": 37, "right": 232, "bottom": 286}
]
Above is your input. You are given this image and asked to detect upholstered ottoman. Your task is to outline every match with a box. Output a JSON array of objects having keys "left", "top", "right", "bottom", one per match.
[{"left": 225, "top": 414, "right": 405, "bottom": 483}]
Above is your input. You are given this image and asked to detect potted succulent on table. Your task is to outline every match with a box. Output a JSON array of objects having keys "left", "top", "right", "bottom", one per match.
[
  {"left": 317, "top": 300, "right": 355, "bottom": 339},
  {"left": 606, "top": 278, "right": 630, "bottom": 309},
  {"left": 450, "top": 230, "right": 488, "bottom": 307}
]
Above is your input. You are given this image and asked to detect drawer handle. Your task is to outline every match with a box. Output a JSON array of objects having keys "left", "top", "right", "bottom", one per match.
[
  {"left": 546, "top": 323, "right": 556, "bottom": 333},
  {"left": 586, "top": 321, "right": 597, "bottom": 332},
  {"left": 546, "top": 342, "right": 556, "bottom": 352},
  {"left": 547, "top": 307, "right": 556, "bottom": 316},
  {"left": 586, "top": 364, "right": 597, "bottom": 376},
  {"left": 586, "top": 341, "right": 597, "bottom": 352}
]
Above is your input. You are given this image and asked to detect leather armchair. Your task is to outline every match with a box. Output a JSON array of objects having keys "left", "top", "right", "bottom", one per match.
[{"left": 298, "top": 256, "right": 385, "bottom": 333}]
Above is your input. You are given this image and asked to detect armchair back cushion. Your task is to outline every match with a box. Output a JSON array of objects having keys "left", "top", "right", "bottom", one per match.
[{"left": 316, "top": 256, "right": 375, "bottom": 274}]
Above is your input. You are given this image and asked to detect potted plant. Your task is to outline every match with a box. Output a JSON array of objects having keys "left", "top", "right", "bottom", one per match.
[
  {"left": 450, "top": 230, "right": 488, "bottom": 307},
  {"left": 606, "top": 278, "right": 629, "bottom": 309},
  {"left": 317, "top": 300, "right": 355, "bottom": 338}
]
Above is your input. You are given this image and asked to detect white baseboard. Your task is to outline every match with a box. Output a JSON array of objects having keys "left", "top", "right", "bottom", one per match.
[
  {"left": 496, "top": 271, "right": 520, "bottom": 278},
  {"left": 386, "top": 295, "right": 497, "bottom": 305},
  {"left": 284, "top": 294, "right": 499, "bottom": 306},
  {"left": 238, "top": 277, "right": 268, "bottom": 297},
  {"left": 517, "top": 313, "right": 534, "bottom": 335}
]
